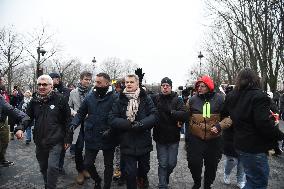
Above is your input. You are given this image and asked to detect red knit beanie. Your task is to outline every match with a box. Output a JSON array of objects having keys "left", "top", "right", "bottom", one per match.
[{"left": 195, "top": 75, "right": 214, "bottom": 92}]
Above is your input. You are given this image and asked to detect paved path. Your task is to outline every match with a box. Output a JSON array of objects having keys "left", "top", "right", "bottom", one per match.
[{"left": 1, "top": 133, "right": 284, "bottom": 189}]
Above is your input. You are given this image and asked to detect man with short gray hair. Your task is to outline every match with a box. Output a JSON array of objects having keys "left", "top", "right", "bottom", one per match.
[{"left": 15, "top": 75, "right": 72, "bottom": 189}]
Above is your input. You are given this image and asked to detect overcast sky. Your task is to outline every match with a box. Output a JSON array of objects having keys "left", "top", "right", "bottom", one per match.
[{"left": 0, "top": 0, "right": 208, "bottom": 89}]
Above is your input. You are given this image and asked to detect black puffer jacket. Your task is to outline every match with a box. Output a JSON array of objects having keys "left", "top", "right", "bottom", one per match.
[
  {"left": 16, "top": 92, "right": 72, "bottom": 147},
  {"left": 224, "top": 88, "right": 284, "bottom": 153},
  {"left": 109, "top": 89, "right": 157, "bottom": 156},
  {"left": 152, "top": 92, "right": 187, "bottom": 144}
]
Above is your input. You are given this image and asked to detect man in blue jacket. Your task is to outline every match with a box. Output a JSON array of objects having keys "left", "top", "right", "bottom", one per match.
[
  {"left": 109, "top": 74, "right": 157, "bottom": 189},
  {"left": 70, "top": 73, "right": 117, "bottom": 189}
]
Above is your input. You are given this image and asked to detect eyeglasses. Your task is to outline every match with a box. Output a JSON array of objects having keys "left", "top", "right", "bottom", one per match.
[{"left": 37, "top": 83, "right": 50, "bottom": 87}]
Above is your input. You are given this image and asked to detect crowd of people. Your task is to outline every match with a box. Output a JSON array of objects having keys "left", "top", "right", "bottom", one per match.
[{"left": 0, "top": 68, "right": 284, "bottom": 189}]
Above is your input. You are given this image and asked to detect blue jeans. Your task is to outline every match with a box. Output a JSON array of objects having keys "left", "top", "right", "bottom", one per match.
[
  {"left": 25, "top": 126, "right": 32, "bottom": 141},
  {"left": 224, "top": 155, "right": 245, "bottom": 184},
  {"left": 156, "top": 142, "right": 179, "bottom": 189},
  {"left": 238, "top": 151, "right": 269, "bottom": 189}
]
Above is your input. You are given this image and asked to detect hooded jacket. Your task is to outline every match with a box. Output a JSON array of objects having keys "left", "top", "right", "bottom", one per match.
[{"left": 187, "top": 76, "right": 231, "bottom": 140}]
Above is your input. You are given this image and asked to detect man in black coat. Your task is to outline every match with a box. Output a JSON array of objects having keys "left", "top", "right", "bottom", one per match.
[
  {"left": 109, "top": 74, "right": 157, "bottom": 189},
  {"left": 49, "top": 72, "right": 71, "bottom": 173},
  {"left": 152, "top": 77, "right": 187, "bottom": 189},
  {"left": 15, "top": 75, "right": 72, "bottom": 189}
]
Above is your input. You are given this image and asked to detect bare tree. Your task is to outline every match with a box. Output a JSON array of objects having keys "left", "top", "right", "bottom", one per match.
[
  {"left": 0, "top": 26, "right": 26, "bottom": 93},
  {"left": 204, "top": 0, "right": 283, "bottom": 92},
  {"left": 100, "top": 57, "right": 139, "bottom": 80},
  {"left": 49, "top": 57, "right": 88, "bottom": 85},
  {"left": 24, "top": 25, "right": 59, "bottom": 89}
]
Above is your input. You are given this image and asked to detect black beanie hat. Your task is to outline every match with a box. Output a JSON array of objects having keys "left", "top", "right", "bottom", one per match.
[
  {"left": 161, "top": 77, "right": 172, "bottom": 87},
  {"left": 49, "top": 72, "right": 61, "bottom": 79}
]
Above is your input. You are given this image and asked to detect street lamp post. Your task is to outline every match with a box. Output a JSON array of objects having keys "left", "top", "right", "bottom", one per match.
[
  {"left": 198, "top": 51, "right": 204, "bottom": 75},
  {"left": 92, "top": 57, "right": 96, "bottom": 76},
  {"left": 36, "top": 47, "right": 46, "bottom": 78}
]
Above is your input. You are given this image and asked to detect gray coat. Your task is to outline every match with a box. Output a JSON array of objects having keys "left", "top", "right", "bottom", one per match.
[
  {"left": 68, "top": 88, "right": 89, "bottom": 144},
  {"left": 68, "top": 88, "right": 82, "bottom": 116}
]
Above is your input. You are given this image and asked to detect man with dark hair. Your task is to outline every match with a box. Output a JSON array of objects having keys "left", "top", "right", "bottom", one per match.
[
  {"left": 109, "top": 74, "right": 157, "bottom": 189},
  {"left": 15, "top": 74, "right": 72, "bottom": 189},
  {"left": 49, "top": 72, "right": 71, "bottom": 98},
  {"left": 70, "top": 72, "right": 117, "bottom": 189},
  {"left": 68, "top": 71, "right": 92, "bottom": 185}
]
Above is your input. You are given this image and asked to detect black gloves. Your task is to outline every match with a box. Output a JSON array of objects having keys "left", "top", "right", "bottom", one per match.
[
  {"left": 131, "top": 121, "right": 144, "bottom": 132},
  {"left": 134, "top": 68, "right": 145, "bottom": 86}
]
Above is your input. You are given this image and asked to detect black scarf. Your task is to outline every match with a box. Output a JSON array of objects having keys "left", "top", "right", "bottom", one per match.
[
  {"left": 36, "top": 90, "right": 53, "bottom": 103},
  {"left": 95, "top": 86, "right": 109, "bottom": 97}
]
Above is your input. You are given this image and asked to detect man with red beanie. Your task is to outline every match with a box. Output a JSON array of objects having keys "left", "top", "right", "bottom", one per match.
[{"left": 186, "top": 75, "right": 231, "bottom": 189}]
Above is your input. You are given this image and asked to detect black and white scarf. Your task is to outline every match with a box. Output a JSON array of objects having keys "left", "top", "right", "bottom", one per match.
[{"left": 123, "top": 88, "right": 140, "bottom": 122}]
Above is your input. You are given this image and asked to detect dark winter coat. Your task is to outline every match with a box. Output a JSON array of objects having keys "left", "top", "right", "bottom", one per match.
[
  {"left": 187, "top": 92, "right": 231, "bottom": 140},
  {"left": 15, "top": 91, "right": 72, "bottom": 147},
  {"left": 109, "top": 89, "right": 157, "bottom": 156},
  {"left": 54, "top": 82, "right": 71, "bottom": 99},
  {"left": 222, "top": 126, "right": 238, "bottom": 157},
  {"left": 224, "top": 88, "right": 284, "bottom": 153},
  {"left": 70, "top": 90, "right": 117, "bottom": 150},
  {"left": 0, "top": 94, "right": 27, "bottom": 123},
  {"left": 152, "top": 92, "right": 187, "bottom": 144},
  {"left": 10, "top": 92, "right": 23, "bottom": 108}
]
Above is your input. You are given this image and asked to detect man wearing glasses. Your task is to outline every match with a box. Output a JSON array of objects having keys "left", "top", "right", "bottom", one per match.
[
  {"left": 152, "top": 77, "right": 187, "bottom": 189},
  {"left": 15, "top": 74, "right": 72, "bottom": 189}
]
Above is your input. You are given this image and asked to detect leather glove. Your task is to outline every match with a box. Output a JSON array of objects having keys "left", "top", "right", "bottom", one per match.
[{"left": 131, "top": 121, "right": 144, "bottom": 132}]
